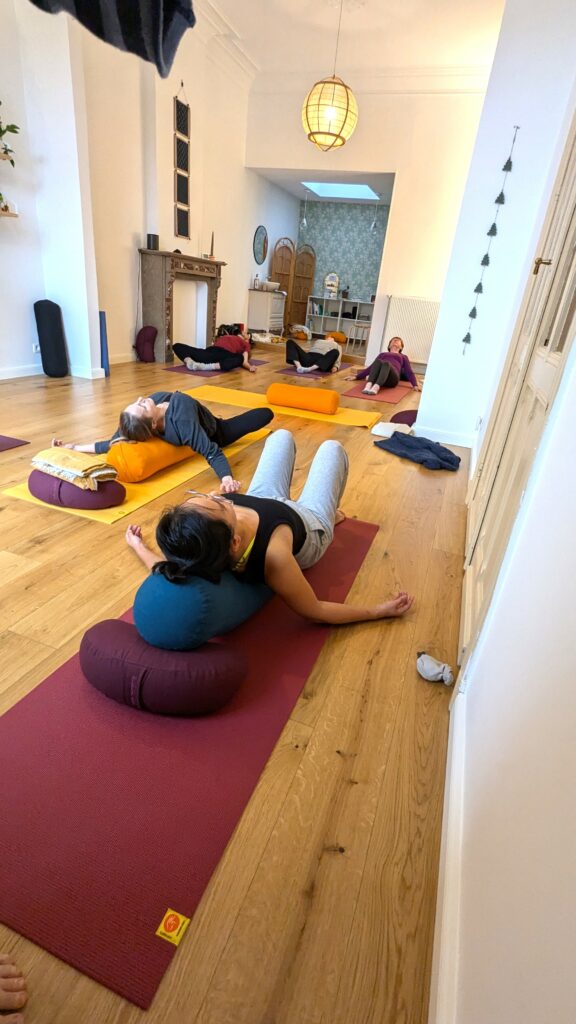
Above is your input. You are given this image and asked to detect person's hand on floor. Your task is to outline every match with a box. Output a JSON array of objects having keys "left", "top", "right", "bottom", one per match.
[
  {"left": 373, "top": 591, "right": 414, "bottom": 618},
  {"left": 344, "top": 375, "right": 358, "bottom": 381},
  {"left": 125, "top": 524, "right": 145, "bottom": 549},
  {"left": 52, "top": 438, "right": 75, "bottom": 448},
  {"left": 220, "top": 475, "right": 241, "bottom": 494}
]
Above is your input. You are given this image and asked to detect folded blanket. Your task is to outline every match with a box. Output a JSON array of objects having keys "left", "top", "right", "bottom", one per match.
[
  {"left": 374, "top": 432, "right": 461, "bottom": 471},
  {"left": 32, "top": 449, "right": 118, "bottom": 491}
]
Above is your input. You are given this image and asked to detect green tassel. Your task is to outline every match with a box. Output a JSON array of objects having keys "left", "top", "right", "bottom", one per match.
[
  {"left": 462, "top": 332, "right": 471, "bottom": 345},
  {"left": 502, "top": 157, "right": 513, "bottom": 172},
  {"left": 469, "top": 306, "right": 478, "bottom": 319},
  {"left": 495, "top": 191, "right": 505, "bottom": 204},
  {"left": 481, "top": 254, "right": 490, "bottom": 266},
  {"left": 487, "top": 222, "right": 497, "bottom": 237},
  {"left": 474, "top": 282, "right": 483, "bottom": 294}
]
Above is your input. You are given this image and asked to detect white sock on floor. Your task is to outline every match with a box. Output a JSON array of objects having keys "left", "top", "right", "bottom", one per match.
[{"left": 416, "top": 652, "right": 454, "bottom": 685}]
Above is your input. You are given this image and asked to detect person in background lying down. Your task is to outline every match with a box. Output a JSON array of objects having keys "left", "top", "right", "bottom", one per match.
[
  {"left": 285, "top": 335, "right": 342, "bottom": 374},
  {"left": 51, "top": 390, "right": 274, "bottom": 493},
  {"left": 345, "top": 336, "right": 421, "bottom": 395},
  {"left": 125, "top": 428, "right": 414, "bottom": 625},
  {"left": 172, "top": 330, "right": 257, "bottom": 374}
]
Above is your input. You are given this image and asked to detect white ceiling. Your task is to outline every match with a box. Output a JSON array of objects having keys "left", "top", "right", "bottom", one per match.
[
  {"left": 203, "top": 0, "right": 504, "bottom": 78},
  {"left": 199, "top": 0, "right": 504, "bottom": 203}
]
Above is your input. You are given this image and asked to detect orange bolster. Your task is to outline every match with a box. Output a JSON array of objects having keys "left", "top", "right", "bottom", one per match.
[
  {"left": 106, "top": 438, "right": 194, "bottom": 483},
  {"left": 266, "top": 383, "right": 339, "bottom": 415}
]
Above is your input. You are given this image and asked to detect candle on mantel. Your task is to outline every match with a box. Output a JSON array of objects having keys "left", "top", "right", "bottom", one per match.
[{"left": 209, "top": 231, "right": 214, "bottom": 259}]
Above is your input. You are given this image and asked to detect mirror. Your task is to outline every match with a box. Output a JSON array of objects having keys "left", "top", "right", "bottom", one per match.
[{"left": 253, "top": 225, "right": 268, "bottom": 265}]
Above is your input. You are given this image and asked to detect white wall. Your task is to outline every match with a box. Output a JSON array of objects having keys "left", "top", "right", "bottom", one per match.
[
  {"left": 436, "top": 338, "right": 576, "bottom": 1024},
  {"left": 1, "top": 0, "right": 104, "bottom": 380},
  {"left": 0, "top": 0, "right": 45, "bottom": 379},
  {"left": 247, "top": 80, "right": 487, "bottom": 365},
  {"left": 417, "top": 0, "right": 576, "bottom": 448},
  {"left": 81, "top": 24, "right": 299, "bottom": 363}
]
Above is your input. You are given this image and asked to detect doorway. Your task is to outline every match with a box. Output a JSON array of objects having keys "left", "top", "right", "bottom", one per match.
[{"left": 459, "top": 116, "right": 576, "bottom": 666}]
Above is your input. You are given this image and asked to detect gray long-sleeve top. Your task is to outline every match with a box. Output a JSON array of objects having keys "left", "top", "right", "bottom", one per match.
[{"left": 94, "top": 391, "right": 232, "bottom": 480}]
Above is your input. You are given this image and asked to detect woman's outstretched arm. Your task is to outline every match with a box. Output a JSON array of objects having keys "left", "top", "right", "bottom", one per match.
[
  {"left": 52, "top": 438, "right": 97, "bottom": 453},
  {"left": 265, "top": 531, "right": 414, "bottom": 624},
  {"left": 125, "top": 525, "right": 165, "bottom": 572}
]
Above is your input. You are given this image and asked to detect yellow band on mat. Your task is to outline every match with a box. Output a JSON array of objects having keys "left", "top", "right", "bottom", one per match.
[
  {"left": 2, "top": 429, "right": 270, "bottom": 525},
  {"left": 184, "top": 385, "right": 381, "bottom": 429}
]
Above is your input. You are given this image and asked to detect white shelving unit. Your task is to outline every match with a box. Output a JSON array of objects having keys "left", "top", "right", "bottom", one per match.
[{"left": 306, "top": 295, "right": 373, "bottom": 353}]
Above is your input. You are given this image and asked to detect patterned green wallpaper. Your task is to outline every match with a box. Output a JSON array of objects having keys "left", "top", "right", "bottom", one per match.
[{"left": 297, "top": 200, "right": 389, "bottom": 300}]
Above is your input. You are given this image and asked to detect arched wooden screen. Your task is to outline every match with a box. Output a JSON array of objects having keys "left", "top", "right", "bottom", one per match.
[
  {"left": 289, "top": 244, "right": 316, "bottom": 327},
  {"left": 271, "top": 238, "right": 295, "bottom": 328}
]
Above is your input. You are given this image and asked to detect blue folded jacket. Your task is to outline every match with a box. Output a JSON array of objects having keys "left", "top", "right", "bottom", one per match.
[{"left": 374, "top": 432, "right": 461, "bottom": 471}]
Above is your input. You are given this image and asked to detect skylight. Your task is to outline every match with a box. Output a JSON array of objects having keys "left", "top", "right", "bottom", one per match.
[{"left": 301, "top": 182, "right": 380, "bottom": 201}]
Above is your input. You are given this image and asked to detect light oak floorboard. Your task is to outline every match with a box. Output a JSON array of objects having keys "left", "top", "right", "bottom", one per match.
[{"left": 0, "top": 354, "right": 466, "bottom": 1024}]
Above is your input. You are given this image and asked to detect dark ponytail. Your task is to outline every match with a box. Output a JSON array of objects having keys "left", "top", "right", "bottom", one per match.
[{"left": 154, "top": 505, "right": 233, "bottom": 584}]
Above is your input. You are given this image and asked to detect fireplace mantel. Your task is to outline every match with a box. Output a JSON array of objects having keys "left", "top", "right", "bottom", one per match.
[{"left": 139, "top": 249, "right": 227, "bottom": 363}]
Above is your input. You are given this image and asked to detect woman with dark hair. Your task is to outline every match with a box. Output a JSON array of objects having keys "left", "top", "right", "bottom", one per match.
[
  {"left": 173, "top": 331, "right": 257, "bottom": 374},
  {"left": 345, "top": 336, "right": 421, "bottom": 395},
  {"left": 52, "top": 390, "right": 274, "bottom": 493},
  {"left": 125, "top": 429, "right": 414, "bottom": 625}
]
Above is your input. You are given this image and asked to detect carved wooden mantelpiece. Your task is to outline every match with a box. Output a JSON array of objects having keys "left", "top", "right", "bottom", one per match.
[{"left": 139, "top": 249, "right": 226, "bottom": 362}]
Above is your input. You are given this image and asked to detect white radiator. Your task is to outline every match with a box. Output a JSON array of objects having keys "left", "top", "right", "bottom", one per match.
[{"left": 381, "top": 295, "right": 439, "bottom": 365}]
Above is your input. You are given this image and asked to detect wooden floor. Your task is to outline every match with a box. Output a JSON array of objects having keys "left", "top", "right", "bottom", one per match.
[{"left": 0, "top": 349, "right": 468, "bottom": 1024}]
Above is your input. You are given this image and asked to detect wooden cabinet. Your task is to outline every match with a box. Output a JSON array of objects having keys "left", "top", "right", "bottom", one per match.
[
  {"left": 247, "top": 289, "right": 286, "bottom": 333},
  {"left": 306, "top": 296, "right": 374, "bottom": 353}
]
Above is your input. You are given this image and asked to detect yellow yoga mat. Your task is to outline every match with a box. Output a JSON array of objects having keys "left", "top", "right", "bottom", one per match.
[
  {"left": 2, "top": 430, "right": 269, "bottom": 525},
  {"left": 185, "top": 385, "right": 381, "bottom": 429}
]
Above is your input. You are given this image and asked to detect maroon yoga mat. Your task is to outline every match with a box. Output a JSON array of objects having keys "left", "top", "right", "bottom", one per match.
[
  {"left": 164, "top": 358, "right": 267, "bottom": 377},
  {"left": 0, "top": 518, "right": 377, "bottom": 1009},
  {"left": 343, "top": 381, "right": 413, "bottom": 404},
  {"left": 0, "top": 435, "right": 29, "bottom": 451}
]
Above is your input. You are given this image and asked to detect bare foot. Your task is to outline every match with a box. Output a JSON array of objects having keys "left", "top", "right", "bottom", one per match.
[
  {"left": 335, "top": 509, "right": 346, "bottom": 525},
  {"left": 0, "top": 954, "right": 27, "bottom": 1021}
]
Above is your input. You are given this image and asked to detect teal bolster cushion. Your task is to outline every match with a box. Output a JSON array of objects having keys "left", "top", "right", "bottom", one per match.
[{"left": 133, "top": 570, "right": 273, "bottom": 650}]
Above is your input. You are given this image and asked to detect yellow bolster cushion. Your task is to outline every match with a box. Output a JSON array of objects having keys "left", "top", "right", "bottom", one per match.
[
  {"left": 325, "top": 331, "right": 346, "bottom": 344},
  {"left": 266, "top": 383, "right": 339, "bottom": 415},
  {"left": 106, "top": 438, "right": 194, "bottom": 483}
]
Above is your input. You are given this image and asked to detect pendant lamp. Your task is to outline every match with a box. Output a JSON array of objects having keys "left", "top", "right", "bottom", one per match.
[{"left": 302, "top": 0, "right": 358, "bottom": 152}]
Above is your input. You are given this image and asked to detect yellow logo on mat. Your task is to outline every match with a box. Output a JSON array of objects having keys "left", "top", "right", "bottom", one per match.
[{"left": 156, "top": 908, "right": 191, "bottom": 946}]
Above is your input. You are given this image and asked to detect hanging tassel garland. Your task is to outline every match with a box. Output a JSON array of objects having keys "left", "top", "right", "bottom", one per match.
[{"left": 457, "top": 125, "right": 519, "bottom": 350}]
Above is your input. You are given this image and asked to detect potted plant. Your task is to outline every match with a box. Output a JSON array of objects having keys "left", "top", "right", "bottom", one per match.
[{"left": 0, "top": 101, "right": 19, "bottom": 165}]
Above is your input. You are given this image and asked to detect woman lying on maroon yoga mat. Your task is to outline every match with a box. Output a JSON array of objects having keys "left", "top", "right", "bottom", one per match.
[
  {"left": 345, "top": 336, "right": 421, "bottom": 395},
  {"left": 0, "top": 952, "right": 27, "bottom": 1022},
  {"left": 126, "top": 429, "right": 414, "bottom": 626}
]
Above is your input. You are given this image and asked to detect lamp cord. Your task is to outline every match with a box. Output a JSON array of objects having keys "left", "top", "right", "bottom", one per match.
[{"left": 333, "top": 0, "right": 344, "bottom": 77}]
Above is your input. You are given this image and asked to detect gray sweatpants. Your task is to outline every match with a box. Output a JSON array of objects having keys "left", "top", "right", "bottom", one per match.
[{"left": 247, "top": 429, "right": 349, "bottom": 569}]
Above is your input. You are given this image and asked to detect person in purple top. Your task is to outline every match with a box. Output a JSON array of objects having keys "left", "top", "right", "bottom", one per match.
[{"left": 345, "top": 336, "right": 421, "bottom": 395}]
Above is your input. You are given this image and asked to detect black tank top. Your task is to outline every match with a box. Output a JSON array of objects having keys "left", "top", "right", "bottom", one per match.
[{"left": 229, "top": 494, "right": 306, "bottom": 584}]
